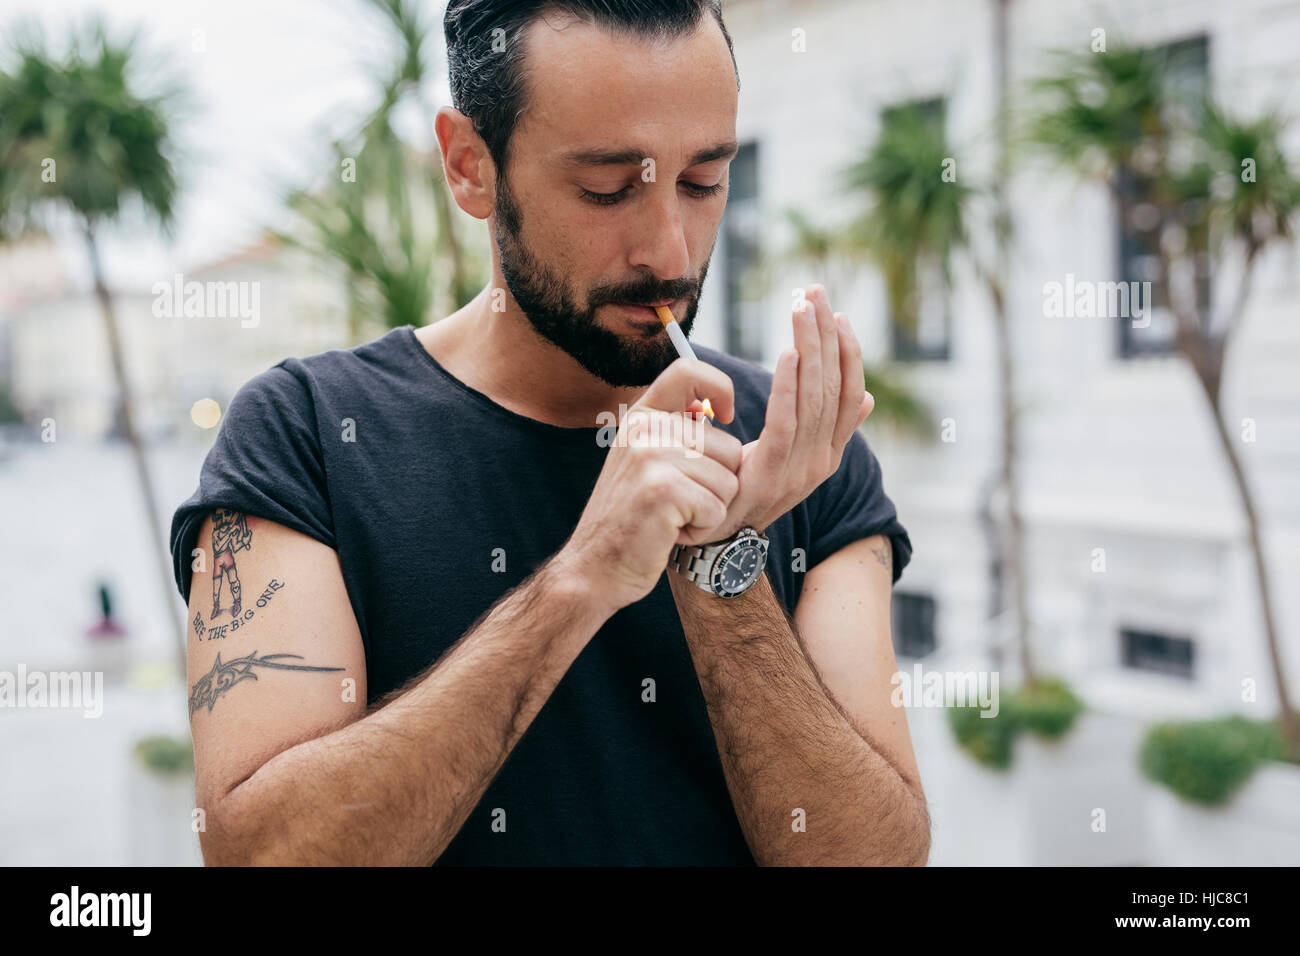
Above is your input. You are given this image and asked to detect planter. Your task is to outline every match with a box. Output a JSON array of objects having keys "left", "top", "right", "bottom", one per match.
[
  {"left": 1144, "top": 760, "right": 1300, "bottom": 866},
  {"left": 126, "top": 752, "right": 203, "bottom": 867},
  {"left": 918, "top": 708, "right": 1146, "bottom": 865},
  {"left": 1018, "top": 712, "right": 1148, "bottom": 865}
]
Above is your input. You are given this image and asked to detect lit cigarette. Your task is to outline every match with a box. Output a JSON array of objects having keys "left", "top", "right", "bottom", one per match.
[{"left": 654, "top": 305, "right": 714, "bottom": 420}]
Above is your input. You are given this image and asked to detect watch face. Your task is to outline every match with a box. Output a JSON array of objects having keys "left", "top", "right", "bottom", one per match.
[{"left": 710, "top": 537, "right": 768, "bottom": 598}]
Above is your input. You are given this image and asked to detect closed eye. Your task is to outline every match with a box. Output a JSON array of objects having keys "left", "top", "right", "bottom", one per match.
[{"left": 579, "top": 181, "right": 726, "bottom": 206}]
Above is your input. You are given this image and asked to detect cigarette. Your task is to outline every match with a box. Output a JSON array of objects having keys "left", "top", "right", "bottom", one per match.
[{"left": 654, "top": 305, "right": 715, "bottom": 420}]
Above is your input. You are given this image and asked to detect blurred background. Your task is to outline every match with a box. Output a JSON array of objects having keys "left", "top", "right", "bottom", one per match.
[{"left": 1, "top": 0, "right": 1298, "bottom": 866}]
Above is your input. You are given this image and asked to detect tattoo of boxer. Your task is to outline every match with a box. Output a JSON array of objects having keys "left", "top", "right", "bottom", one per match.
[
  {"left": 211, "top": 509, "right": 252, "bottom": 620},
  {"left": 189, "top": 650, "right": 345, "bottom": 716}
]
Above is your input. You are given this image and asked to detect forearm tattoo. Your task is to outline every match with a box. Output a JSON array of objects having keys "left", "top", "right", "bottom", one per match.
[{"left": 189, "top": 650, "right": 345, "bottom": 716}]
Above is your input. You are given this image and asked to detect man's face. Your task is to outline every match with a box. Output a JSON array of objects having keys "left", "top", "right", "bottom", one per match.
[{"left": 492, "top": 13, "right": 739, "bottom": 387}]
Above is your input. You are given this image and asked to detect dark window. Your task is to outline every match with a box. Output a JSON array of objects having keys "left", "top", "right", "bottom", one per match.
[
  {"left": 1120, "top": 626, "right": 1195, "bottom": 679},
  {"left": 1117, "top": 35, "right": 1211, "bottom": 359},
  {"left": 722, "top": 141, "right": 763, "bottom": 362},
  {"left": 893, "top": 592, "right": 937, "bottom": 659}
]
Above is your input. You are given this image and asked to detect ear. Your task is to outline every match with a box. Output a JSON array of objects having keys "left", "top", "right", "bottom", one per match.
[{"left": 435, "top": 106, "right": 496, "bottom": 221}]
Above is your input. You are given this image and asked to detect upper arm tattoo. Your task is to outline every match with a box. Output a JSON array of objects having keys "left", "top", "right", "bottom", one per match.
[
  {"left": 190, "top": 650, "right": 345, "bottom": 716},
  {"left": 193, "top": 510, "right": 286, "bottom": 642},
  {"left": 189, "top": 510, "right": 344, "bottom": 716},
  {"left": 870, "top": 538, "right": 892, "bottom": 574},
  {"left": 210, "top": 509, "right": 253, "bottom": 620}
]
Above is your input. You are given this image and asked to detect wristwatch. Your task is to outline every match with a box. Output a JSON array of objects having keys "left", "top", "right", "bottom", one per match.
[{"left": 668, "top": 526, "right": 769, "bottom": 598}]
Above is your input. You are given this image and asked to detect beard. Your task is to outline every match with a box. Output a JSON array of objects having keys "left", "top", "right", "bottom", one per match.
[{"left": 494, "top": 169, "right": 713, "bottom": 388}]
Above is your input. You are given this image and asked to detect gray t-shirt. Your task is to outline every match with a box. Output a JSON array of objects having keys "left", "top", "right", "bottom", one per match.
[{"left": 170, "top": 325, "right": 912, "bottom": 865}]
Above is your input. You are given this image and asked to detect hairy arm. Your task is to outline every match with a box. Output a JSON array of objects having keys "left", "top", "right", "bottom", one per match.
[
  {"left": 187, "top": 513, "right": 611, "bottom": 865},
  {"left": 666, "top": 535, "right": 929, "bottom": 866}
]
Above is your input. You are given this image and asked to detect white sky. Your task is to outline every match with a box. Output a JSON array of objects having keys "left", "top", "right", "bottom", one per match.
[{"left": 0, "top": 0, "right": 453, "bottom": 290}]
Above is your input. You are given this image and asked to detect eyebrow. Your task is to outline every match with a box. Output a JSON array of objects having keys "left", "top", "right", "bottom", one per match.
[{"left": 561, "top": 140, "right": 740, "bottom": 169}]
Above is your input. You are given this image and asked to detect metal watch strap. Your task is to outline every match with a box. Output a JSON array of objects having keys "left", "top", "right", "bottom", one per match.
[{"left": 668, "top": 539, "right": 726, "bottom": 590}]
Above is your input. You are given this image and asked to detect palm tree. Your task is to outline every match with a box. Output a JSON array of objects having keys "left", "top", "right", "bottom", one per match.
[
  {"left": 780, "top": 208, "right": 934, "bottom": 439},
  {"left": 282, "top": 126, "right": 441, "bottom": 336},
  {"left": 836, "top": 97, "right": 1038, "bottom": 682},
  {"left": 0, "top": 21, "right": 188, "bottom": 676},
  {"left": 364, "top": 0, "right": 476, "bottom": 314},
  {"left": 1030, "top": 41, "right": 1300, "bottom": 759},
  {"left": 278, "top": 0, "right": 482, "bottom": 338}
]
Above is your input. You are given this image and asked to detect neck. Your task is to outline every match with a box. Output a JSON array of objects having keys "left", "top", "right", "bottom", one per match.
[{"left": 415, "top": 283, "right": 651, "bottom": 429}]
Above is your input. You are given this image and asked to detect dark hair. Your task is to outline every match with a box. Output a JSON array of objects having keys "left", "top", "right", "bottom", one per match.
[{"left": 445, "top": 1, "right": 738, "bottom": 180}]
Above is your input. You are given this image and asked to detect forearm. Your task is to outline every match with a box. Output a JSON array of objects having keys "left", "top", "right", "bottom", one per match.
[
  {"left": 206, "top": 554, "right": 612, "bottom": 865},
  {"left": 669, "top": 571, "right": 929, "bottom": 866}
]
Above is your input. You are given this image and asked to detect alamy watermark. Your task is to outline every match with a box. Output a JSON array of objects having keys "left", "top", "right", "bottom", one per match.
[
  {"left": 152, "top": 273, "right": 260, "bottom": 328},
  {"left": 0, "top": 665, "right": 103, "bottom": 718},
  {"left": 891, "top": 663, "right": 1000, "bottom": 717},
  {"left": 596, "top": 404, "right": 707, "bottom": 458},
  {"left": 50, "top": 886, "right": 150, "bottom": 936},
  {"left": 1043, "top": 274, "right": 1151, "bottom": 328}
]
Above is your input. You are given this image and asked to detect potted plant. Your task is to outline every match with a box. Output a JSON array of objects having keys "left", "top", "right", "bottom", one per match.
[
  {"left": 1141, "top": 716, "right": 1300, "bottom": 864},
  {"left": 128, "top": 735, "right": 202, "bottom": 866}
]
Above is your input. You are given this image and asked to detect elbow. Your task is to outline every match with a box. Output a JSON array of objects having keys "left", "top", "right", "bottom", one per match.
[
  {"left": 197, "top": 796, "right": 268, "bottom": 866},
  {"left": 898, "top": 789, "right": 932, "bottom": 866},
  {"left": 197, "top": 779, "right": 300, "bottom": 867}
]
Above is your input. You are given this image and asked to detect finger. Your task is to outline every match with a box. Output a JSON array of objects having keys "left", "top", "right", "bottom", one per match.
[
  {"left": 792, "top": 291, "right": 823, "bottom": 455},
  {"left": 674, "top": 470, "right": 732, "bottom": 544},
  {"left": 809, "top": 286, "right": 841, "bottom": 449},
  {"left": 674, "top": 452, "right": 740, "bottom": 510},
  {"left": 685, "top": 418, "right": 744, "bottom": 473},
  {"left": 638, "top": 357, "right": 735, "bottom": 423},
  {"left": 858, "top": 390, "right": 875, "bottom": 427},
  {"left": 758, "top": 347, "right": 799, "bottom": 468},
  {"left": 831, "top": 312, "right": 867, "bottom": 449}
]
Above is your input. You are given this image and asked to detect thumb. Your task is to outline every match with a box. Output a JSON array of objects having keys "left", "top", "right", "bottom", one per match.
[{"left": 637, "top": 357, "right": 736, "bottom": 423}]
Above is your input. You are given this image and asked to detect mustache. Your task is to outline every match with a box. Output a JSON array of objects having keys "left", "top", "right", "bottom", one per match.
[{"left": 591, "top": 284, "right": 698, "bottom": 307}]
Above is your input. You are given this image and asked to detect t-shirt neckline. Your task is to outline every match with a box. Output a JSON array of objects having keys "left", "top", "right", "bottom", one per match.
[{"left": 397, "top": 325, "right": 605, "bottom": 440}]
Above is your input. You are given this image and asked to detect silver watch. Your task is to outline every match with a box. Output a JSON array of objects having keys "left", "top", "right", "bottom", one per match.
[{"left": 668, "top": 526, "right": 769, "bottom": 598}]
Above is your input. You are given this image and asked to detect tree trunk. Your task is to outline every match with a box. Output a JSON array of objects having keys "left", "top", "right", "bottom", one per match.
[
  {"left": 1198, "top": 381, "right": 1300, "bottom": 760},
  {"left": 990, "top": 0, "right": 1034, "bottom": 682},
  {"left": 84, "top": 221, "right": 187, "bottom": 680},
  {"left": 990, "top": 277, "right": 1033, "bottom": 683},
  {"left": 1163, "top": 243, "right": 1298, "bottom": 760}
]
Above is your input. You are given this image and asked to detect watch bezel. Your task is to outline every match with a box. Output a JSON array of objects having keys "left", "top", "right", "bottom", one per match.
[{"left": 708, "top": 531, "right": 769, "bottom": 598}]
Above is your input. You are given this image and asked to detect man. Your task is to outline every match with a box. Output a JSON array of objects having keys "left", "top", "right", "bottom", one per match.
[{"left": 170, "top": 0, "right": 928, "bottom": 866}]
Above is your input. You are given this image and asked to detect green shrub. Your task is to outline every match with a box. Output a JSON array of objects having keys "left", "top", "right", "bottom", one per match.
[
  {"left": 1016, "top": 677, "right": 1085, "bottom": 740},
  {"left": 134, "top": 735, "right": 194, "bottom": 777},
  {"left": 946, "top": 677, "right": 1085, "bottom": 769},
  {"left": 947, "top": 701, "right": 1019, "bottom": 770},
  {"left": 1139, "top": 716, "right": 1284, "bottom": 806}
]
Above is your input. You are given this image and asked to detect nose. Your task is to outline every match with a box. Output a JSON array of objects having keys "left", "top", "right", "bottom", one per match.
[{"left": 628, "top": 186, "right": 690, "bottom": 281}]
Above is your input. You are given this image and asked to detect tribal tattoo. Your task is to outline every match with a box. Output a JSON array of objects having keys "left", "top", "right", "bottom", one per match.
[
  {"left": 189, "top": 650, "right": 345, "bottom": 716},
  {"left": 210, "top": 509, "right": 253, "bottom": 620}
]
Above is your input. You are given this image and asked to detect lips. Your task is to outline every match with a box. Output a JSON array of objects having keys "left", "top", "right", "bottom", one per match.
[{"left": 617, "top": 299, "right": 678, "bottom": 322}]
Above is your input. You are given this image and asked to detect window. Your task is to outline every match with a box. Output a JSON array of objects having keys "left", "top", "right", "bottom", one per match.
[
  {"left": 884, "top": 98, "right": 952, "bottom": 362},
  {"left": 721, "top": 141, "right": 763, "bottom": 362},
  {"left": 1117, "top": 35, "right": 1211, "bottom": 359},
  {"left": 893, "top": 592, "right": 937, "bottom": 659},
  {"left": 1120, "top": 626, "right": 1195, "bottom": 679}
]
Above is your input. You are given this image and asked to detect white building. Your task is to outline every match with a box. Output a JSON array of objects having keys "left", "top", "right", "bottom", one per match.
[
  {"left": 708, "top": 0, "right": 1300, "bottom": 725},
  {"left": 1, "top": 238, "right": 355, "bottom": 441}
]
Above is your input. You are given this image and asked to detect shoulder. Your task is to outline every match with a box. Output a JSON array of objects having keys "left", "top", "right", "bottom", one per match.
[{"left": 229, "top": 327, "right": 416, "bottom": 412}]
